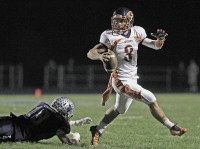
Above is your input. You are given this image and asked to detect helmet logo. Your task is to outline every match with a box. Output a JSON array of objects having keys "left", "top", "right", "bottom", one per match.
[
  {"left": 67, "top": 105, "right": 73, "bottom": 112},
  {"left": 127, "top": 11, "right": 133, "bottom": 20}
]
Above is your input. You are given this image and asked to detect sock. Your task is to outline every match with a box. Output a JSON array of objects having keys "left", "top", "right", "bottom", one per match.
[
  {"left": 163, "top": 118, "right": 174, "bottom": 129},
  {"left": 96, "top": 121, "right": 108, "bottom": 134}
]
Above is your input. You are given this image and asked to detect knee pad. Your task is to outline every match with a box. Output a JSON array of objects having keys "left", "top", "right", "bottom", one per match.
[{"left": 140, "top": 88, "right": 156, "bottom": 104}]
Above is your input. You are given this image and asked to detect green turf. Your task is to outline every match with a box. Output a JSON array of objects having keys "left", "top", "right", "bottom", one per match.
[{"left": 0, "top": 93, "right": 199, "bottom": 149}]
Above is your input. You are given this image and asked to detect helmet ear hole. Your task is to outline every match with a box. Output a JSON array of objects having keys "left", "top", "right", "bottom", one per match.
[{"left": 51, "top": 96, "right": 74, "bottom": 120}]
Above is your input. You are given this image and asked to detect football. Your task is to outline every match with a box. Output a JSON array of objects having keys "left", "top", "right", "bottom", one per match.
[
  {"left": 102, "top": 51, "right": 117, "bottom": 73},
  {"left": 71, "top": 132, "right": 80, "bottom": 145}
]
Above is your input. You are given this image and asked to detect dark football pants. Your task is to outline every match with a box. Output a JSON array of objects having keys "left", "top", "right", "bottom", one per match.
[{"left": 0, "top": 116, "right": 14, "bottom": 142}]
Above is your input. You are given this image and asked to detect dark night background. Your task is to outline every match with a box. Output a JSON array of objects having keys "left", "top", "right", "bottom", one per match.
[{"left": 0, "top": 0, "right": 200, "bottom": 87}]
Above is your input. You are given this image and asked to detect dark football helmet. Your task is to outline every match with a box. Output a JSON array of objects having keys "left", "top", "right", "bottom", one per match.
[{"left": 111, "top": 7, "right": 134, "bottom": 35}]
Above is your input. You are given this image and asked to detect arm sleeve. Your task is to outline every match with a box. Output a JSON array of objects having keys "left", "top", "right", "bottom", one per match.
[
  {"left": 142, "top": 38, "right": 160, "bottom": 50},
  {"left": 60, "top": 121, "right": 71, "bottom": 134}
]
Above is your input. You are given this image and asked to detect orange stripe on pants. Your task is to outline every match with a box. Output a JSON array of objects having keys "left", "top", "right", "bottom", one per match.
[{"left": 113, "top": 78, "right": 142, "bottom": 99}]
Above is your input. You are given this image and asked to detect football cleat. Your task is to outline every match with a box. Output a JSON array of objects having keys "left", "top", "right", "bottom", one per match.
[
  {"left": 170, "top": 124, "right": 187, "bottom": 136},
  {"left": 90, "top": 125, "right": 101, "bottom": 146}
]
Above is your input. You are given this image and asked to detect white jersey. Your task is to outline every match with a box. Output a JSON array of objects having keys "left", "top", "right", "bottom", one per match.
[{"left": 100, "top": 26, "right": 147, "bottom": 80}]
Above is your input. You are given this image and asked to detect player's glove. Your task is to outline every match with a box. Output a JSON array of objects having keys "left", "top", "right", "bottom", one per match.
[
  {"left": 75, "top": 117, "right": 92, "bottom": 126},
  {"left": 151, "top": 29, "right": 168, "bottom": 40}
]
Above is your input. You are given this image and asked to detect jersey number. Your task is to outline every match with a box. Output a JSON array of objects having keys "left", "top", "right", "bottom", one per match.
[{"left": 124, "top": 45, "right": 134, "bottom": 62}]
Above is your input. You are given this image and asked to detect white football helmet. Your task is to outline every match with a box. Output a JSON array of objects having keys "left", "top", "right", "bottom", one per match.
[
  {"left": 51, "top": 96, "right": 74, "bottom": 120},
  {"left": 111, "top": 7, "right": 134, "bottom": 35}
]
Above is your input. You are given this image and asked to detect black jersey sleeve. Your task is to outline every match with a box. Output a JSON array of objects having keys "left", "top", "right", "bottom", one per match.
[
  {"left": 25, "top": 102, "right": 52, "bottom": 125},
  {"left": 59, "top": 121, "right": 71, "bottom": 134}
]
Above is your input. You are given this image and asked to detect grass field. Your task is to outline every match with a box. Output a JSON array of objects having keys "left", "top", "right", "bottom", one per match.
[{"left": 0, "top": 93, "right": 199, "bottom": 149}]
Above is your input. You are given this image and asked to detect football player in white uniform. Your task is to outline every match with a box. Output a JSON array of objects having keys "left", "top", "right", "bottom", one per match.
[{"left": 87, "top": 7, "right": 187, "bottom": 146}]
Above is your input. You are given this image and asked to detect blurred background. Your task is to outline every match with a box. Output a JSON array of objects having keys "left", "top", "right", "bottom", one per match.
[{"left": 0, "top": 0, "right": 199, "bottom": 94}]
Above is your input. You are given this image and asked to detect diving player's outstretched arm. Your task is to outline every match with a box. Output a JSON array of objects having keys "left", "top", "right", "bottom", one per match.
[
  {"left": 56, "top": 117, "right": 92, "bottom": 145},
  {"left": 56, "top": 129, "right": 73, "bottom": 145},
  {"left": 56, "top": 129, "right": 80, "bottom": 145},
  {"left": 69, "top": 117, "right": 92, "bottom": 126}
]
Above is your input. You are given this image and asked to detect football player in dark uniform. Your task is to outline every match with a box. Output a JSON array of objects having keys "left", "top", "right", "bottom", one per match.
[{"left": 0, "top": 96, "right": 91, "bottom": 145}]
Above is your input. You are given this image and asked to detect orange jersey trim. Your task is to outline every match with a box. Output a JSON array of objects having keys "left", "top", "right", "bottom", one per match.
[
  {"left": 110, "top": 38, "right": 123, "bottom": 51},
  {"left": 133, "top": 36, "right": 142, "bottom": 42}
]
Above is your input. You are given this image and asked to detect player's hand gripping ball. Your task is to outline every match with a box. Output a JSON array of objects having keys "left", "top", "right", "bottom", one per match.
[{"left": 102, "top": 50, "right": 117, "bottom": 73}]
